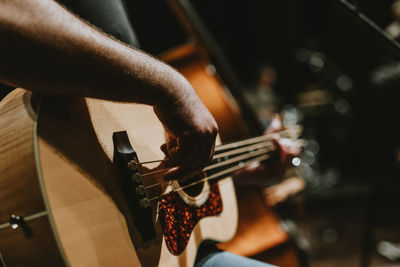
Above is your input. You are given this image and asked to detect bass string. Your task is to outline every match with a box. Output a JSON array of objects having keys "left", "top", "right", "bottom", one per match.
[
  {"left": 204, "top": 146, "right": 274, "bottom": 171},
  {"left": 212, "top": 140, "right": 275, "bottom": 160},
  {"left": 139, "top": 141, "right": 277, "bottom": 180},
  {"left": 135, "top": 126, "right": 302, "bottom": 201},
  {"left": 143, "top": 145, "right": 276, "bottom": 190},
  {"left": 136, "top": 137, "right": 275, "bottom": 167},
  {"left": 214, "top": 126, "right": 301, "bottom": 152},
  {"left": 146, "top": 153, "right": 272, "bottom": 203},
  {"left": 167, "top": 137, "right": 304, "bottom": 198},
  {"left": 136, "top": 125, "right": 301, "bottom": 166}
]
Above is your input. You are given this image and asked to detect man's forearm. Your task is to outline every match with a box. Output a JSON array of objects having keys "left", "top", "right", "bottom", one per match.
[
  {"left": 0, "top": 0, "right": 219, "bottom": 180},
  {"left": 0, "top": 0, "right": 189, "bottom": 106}
]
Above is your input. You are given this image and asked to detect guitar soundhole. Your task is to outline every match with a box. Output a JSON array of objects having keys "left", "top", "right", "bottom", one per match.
[{"left": 179, "top": 174, "right": 204, "bottom": 196}]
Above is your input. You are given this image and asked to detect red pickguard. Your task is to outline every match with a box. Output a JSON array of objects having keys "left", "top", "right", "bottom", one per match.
[{"left": 158, "top": 182, "right": 223, "bottom": 255}]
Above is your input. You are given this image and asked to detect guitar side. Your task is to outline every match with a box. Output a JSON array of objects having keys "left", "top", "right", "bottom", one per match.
[
  {"left": 0, "top": 89, "right": 238, "bottom": 267},
  {"left": 0, "top": 89, "right": 66, "bottom": 266}
]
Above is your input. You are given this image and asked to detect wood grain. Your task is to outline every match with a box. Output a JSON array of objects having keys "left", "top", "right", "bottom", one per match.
[
  {"left": 37, "top": 95, "right": 238, "bottom": 267},
  {"left": 0, "top": 90, "right": 45, "bottom": 223},
  {"left": 0, "top": 88, "right": 238, "bottom": 266}
]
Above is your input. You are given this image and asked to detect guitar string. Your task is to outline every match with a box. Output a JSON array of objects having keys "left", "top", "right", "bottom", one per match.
[
  {"left": 146, "top": 153, "right": 272, "bottom": 203},
  {"left": 135, "top": 126, "right": 301, "bottom": 165},
  {"left": 214, "top": 128, "right": 293, "bottom": 152},
  {"left": 137, "top": 126, "right": 301, "bottom": 179},
  {"left": 142, "top": 144, "right": 276, "bottom": 190},
  {"left": 136, "top": 136, "right": 277, "bottom": 166},
  {"left": 159, "top": 138, "right": 305, "bottom": 197},
  {"left": 212, "top": 140, "right": 275, "bottom": 160},
  {"left": 204, "top": 145, "right": 274, "bottom": 171},
  {"left": 139, "top": 139, "right": 276, "bottom": 178},
  {"left": 139, "top": 133, "right": 302, "bottom": 183},
  {"left": 136, "top": 128, "right": 303, "bottom": 204}
]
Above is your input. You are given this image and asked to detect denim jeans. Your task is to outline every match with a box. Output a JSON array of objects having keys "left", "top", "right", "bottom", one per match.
[
  {"left": 196, "top": 251, "right": 277, "bottom": 267},
  {"left": 195, "top": 241, "right": 276, "bottom": 267}
]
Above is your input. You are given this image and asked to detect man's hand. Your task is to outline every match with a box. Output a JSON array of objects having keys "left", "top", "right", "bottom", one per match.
[{"left": 154, "top": 83, "right": 218, "bottom": 181}]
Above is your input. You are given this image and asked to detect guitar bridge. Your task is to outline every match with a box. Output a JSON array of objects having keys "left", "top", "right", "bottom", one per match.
[{"left": 112, "top": 131, "right": 156, "bottom": 243}]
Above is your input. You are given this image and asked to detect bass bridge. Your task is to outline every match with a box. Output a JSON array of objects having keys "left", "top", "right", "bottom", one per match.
[{"left": 112, "top": 131, "right": 156, "bottom": 243}]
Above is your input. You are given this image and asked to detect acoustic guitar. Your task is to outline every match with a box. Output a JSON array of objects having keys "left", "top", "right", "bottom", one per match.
[{"left": 0, "top": 88, "right": 299, "bottom": 267}]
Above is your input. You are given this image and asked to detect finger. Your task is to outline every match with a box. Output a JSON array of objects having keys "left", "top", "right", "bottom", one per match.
[
  {"left": 265, "top": 114, "right": 283, "bottom": 134},
  {"left": 194, "top": 129, "right": 217, "bottom": 167},
  {"left": 167, "top": 137, "right": 177, "bottom": 151},
  {"left": 166, "top": 137, "right": 179, "bottom": 160},
  {"left": 165, "top": 134, "right": 216, "bottom": 181},
  {"left": 194, "top": 134, "right": 215, "bottom": 170},
  {"left": 175, "top": 132, "right": 201, "bottom": 165},
  {"left": 273, "top": 136, "right": 289, "bottom": 164},
  {"left": 275, "top": 138, "right": 302, "bottom": 156},
  {"left": 177, "top": 134, "right": 208, "bottom": 171},
  {"left": 160, "top": 143, "right": 170, "bottom": 158},
  {"left": 273, "top": 137, "right": 302, "bottom": 167},
  {"left": 184, "top": 128, "right": 216, "bottom": 171}
]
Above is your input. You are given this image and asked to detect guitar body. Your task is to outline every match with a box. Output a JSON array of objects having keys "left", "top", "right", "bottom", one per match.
[
  {"left": 0, "top": 89, "right": 238, "bottom": 267},
  {"left": 161, "top": 44, "right": 302, "bottom": 267}
]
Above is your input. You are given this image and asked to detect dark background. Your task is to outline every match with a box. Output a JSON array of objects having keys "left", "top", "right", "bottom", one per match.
[{"left": 125, "top": 1, "right": 400, "bottom": 266}]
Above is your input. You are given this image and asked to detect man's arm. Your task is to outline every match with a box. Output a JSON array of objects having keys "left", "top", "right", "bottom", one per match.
[{"left": 0, "top": 0, "right": 218, "bottom": 179}]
